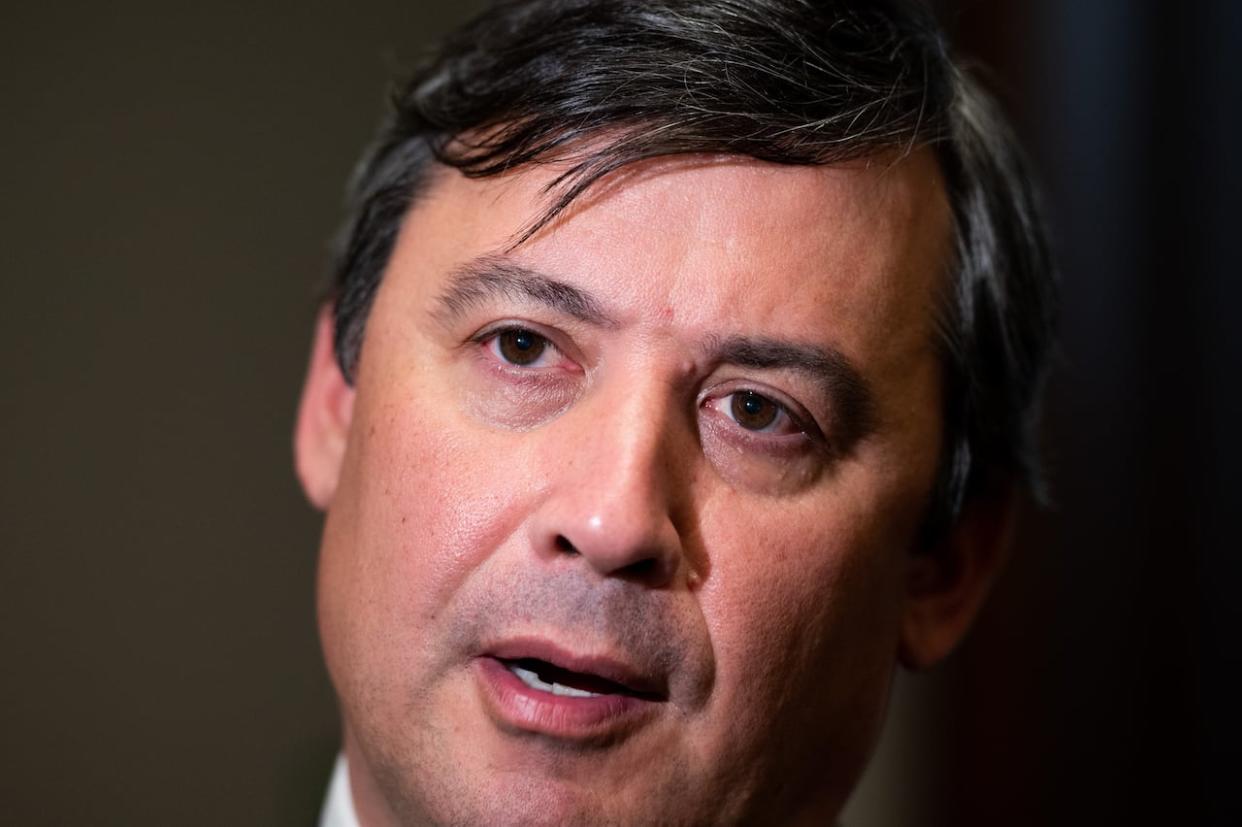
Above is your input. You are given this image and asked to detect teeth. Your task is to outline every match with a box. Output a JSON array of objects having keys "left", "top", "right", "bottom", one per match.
[
  {"left": 510, "top": 663, "right": 601, "bottom": 698},
  {"left": 511, "top": 664, "right": 553, "bottom": 692}
]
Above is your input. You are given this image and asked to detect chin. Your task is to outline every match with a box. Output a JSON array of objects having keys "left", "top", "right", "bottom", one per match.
[
  {"left": 372, "top": 763, "right": 689, "bottom": 827},
  {"left": 353, "top": 718, "right": 734, "bottom": 827}
]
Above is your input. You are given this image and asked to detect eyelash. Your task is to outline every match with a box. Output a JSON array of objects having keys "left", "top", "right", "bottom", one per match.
[
  {"left": 475, "top": 325, "right": 572, "bottom": 372},
  {"left": 704, "top": 391, "right": 803, "bottom": 437},
  {"left": 474, "top": 325, "right": 824, "bottom": 449}
]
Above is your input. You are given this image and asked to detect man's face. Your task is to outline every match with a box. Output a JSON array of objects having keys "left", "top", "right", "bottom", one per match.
[{"left": 299, "top": 151, "right": 960, "bottom": 825}]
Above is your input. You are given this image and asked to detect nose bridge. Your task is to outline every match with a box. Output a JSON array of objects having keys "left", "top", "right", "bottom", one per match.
[
  {"left": 536, "top": 369, "right": 687, "bottom": 582},
  {"left": 593, "top": 377, "right": 674, "bottom": 500}
]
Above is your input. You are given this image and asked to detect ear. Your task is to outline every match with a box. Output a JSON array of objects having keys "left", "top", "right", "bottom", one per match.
[
  {"left": 898, "top": 477, "right": 1019, "bottom": 670},
  {"left": 293, "top": 307, "right": 355, "bottom": 511}
]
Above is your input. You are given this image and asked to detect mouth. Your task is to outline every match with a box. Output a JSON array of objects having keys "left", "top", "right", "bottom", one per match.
[
  {"left": 474, "top": 639, "right": 668, "bottom": 741},
  {"left": 499, "top": 657, "right": 664, "bottom": 700}
]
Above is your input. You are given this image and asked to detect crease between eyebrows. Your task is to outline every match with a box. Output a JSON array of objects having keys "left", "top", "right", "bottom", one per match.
[{"left": 434, "top": 256, "right": 876, "bottom": 449}]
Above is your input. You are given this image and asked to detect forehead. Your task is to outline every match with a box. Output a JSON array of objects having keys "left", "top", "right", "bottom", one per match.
[{"left": 380, "top": 150, "right": 951, "bottom": 389}]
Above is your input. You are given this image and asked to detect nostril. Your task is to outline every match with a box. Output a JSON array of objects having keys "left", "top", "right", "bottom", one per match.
[
  {"left": 554, "top": 535, "right": 579, "bottom": 555},
  {"left": 623, "top": 557, "right": 659, "bottom": 579}
]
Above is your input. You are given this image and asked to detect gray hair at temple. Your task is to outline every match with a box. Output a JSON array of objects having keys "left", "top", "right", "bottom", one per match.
[{"left": 327, "top": 0, "right": 1058, "bottom": 541}]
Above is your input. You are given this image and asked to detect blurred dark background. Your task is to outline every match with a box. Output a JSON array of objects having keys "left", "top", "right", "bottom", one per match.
[{"left": 1, "top": 1, "right": 1237, "bottom": 824}]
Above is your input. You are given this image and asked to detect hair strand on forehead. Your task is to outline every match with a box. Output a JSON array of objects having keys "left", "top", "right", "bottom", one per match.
[{"left": 328, "top": 0, "right": 1057, "bottom": 539}]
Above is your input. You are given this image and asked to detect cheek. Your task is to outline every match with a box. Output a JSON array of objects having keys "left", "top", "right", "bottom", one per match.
[
  {"left": 692, "top": 479, "right": 913, "bottom": 745},
  {"left": 316, "top": 390, "right": 537, "bottom": 694}
]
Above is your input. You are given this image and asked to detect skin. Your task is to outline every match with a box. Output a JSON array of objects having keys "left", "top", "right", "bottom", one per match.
[{"left": 295, "top": 150, "right": 1011, "bottom": 826}]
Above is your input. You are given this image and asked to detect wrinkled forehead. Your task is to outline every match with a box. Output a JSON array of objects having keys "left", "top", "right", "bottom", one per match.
[{"left": 400, "top": 148, "right": 953, "bottom": 364}]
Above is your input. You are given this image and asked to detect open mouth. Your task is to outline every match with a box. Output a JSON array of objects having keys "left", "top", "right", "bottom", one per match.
[
  {"left": 474, "top": 639, "right": 669, "bottom": 737},
  {"left": 498, "top": 657, "right": 658, "bottom": 700}
]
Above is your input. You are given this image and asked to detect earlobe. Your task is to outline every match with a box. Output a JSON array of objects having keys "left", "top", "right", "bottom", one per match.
[
  {"left": 898, "top": 478, "right": 1019, "bottom": 670},
  {"left": 293, "top": 307, "right": 355, "bottom": 511}
]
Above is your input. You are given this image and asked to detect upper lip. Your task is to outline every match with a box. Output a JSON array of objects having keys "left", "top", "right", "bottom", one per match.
[{"left": 482, "top": 636, "right": 669, "bottom": 698}]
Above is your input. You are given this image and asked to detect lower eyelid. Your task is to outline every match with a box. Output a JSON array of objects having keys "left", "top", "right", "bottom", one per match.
[
  {"left": 700, "top": 408, "right": 815, "bottom": 457},
  {"left": 708, "top": 393, "right": 801, "bottom": 436},
  {"left": 752, "top": 410, "right": 803, "bottom": 438},
  {"left": 478, "top": 333, "right": 584, "bottom": 380},
  {"left": 767, "top": 412, "right": 800, "bottom": 436}
]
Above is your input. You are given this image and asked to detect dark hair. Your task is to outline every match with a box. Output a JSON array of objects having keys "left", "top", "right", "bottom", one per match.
[{"left": 329, "top": 0, "right": 1057, "bottom": 537}]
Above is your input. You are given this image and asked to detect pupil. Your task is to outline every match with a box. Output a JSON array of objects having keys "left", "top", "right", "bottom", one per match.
[
  {"left": 732, "top": 391, "right": 777, "bottom": 430},
  {"left": 499, "top": 329, "right": 545, "bottom": 365}
]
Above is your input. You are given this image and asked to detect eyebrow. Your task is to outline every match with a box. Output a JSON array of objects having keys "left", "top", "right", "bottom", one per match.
[
  {"left": 710, "top": 335, "right": 877, "bottom": 450},
  {"left": 433, "top": 255, "right": 616, "bottom": 327},
  {"left": 433, "top": 255, "right": 877, "bottom": 450}
]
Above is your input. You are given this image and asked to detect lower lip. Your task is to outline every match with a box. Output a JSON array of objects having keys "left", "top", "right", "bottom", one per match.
[{"left": 474, "top": 656, "right": 659, "bottom": 740}]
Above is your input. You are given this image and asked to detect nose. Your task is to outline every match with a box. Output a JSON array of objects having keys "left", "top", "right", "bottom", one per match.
[{"left": 528, "top": 380, "right": 692, "bottom": 587}]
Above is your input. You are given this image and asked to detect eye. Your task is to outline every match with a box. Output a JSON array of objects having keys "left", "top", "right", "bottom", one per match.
[
  {"left": 711, "top": 390, "right": 800, "bottom": 435},
  {"left": 487, "top": 327, "right": 556, "bottom": 367}
]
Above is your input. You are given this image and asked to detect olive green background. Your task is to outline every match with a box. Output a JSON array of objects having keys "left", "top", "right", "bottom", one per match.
[{"left": 1, "top": 3, "right": 486, "bottom": 823}]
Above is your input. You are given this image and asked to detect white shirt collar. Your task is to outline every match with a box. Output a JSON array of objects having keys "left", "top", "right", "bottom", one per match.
[
  {"left": 319, "top": 754, "right": 361, "bottom": 827},
  {"left": 316, "top": 750, "right": 846, "bottom": 825}
]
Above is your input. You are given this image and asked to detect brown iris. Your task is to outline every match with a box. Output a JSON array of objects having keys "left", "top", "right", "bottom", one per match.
[
  {"left": 731, "top": 391, "right": 780, "bottom": 431},
  {"left": 497, "top": 328, "right": 546, "bottom": 365}
]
